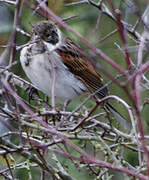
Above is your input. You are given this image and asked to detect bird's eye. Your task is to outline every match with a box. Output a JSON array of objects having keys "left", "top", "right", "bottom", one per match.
[{"left": 51, "top": 30, "right": 56, "bottom": 36}]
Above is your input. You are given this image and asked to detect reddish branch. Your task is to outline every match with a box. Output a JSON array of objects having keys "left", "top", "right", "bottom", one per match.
[
  {"left": 1, "top": 0, "right": 149, "bottom": 179},
  {"left": 33, "top": 0, "right": 127, "bottom": 76},
  {"left": 108, "top": 0, "right": 131, "bottom": 68},
  {"left": 134, "top": 73, "right": 149, "bottom": 175},
  {"left": 1, "top": 80, "right": 148, "bottom": 180},
  {"left": 114, "top": 9, "right": 131, "bottom": 68}
]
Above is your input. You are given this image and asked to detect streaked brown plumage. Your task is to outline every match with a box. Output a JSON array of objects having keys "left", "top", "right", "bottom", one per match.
[{"left": 56, "top": 37, "right": 108, "bottom": 98}]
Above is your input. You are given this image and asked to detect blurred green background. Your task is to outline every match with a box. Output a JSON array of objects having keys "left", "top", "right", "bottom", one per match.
[{"left": 0, "top": 0, "right": 149, "bottom": 179}]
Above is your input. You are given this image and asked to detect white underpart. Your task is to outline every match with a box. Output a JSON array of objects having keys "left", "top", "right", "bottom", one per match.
[{"left": 20, "top": 30, "right": 86, "bottom": 102}]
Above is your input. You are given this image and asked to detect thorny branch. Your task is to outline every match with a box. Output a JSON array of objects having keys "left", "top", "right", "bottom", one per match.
[{"left": 0, "top": 0, "right": 149, "bottom": 180}]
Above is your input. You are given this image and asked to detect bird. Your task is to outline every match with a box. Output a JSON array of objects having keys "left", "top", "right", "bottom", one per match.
[{"left": 20, "top": 20, "right": 130, "bottom": 130}]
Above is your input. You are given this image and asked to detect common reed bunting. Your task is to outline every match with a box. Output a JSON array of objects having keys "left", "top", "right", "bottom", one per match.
[{"left": 20, "top": 21, "right": 130, "bottom": 130}]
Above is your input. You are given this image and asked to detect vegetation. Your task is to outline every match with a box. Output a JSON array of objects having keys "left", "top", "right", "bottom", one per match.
[{"left": 0, "top": 0, "right": 149, "bottom": 179}]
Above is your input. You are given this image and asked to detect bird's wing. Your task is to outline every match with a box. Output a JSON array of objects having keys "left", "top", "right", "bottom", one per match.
[
  {"left": 56, "top": 37, "right": 131, "bottom": 130},
  {"left": 56, "top": 37, "right": 108, "bottom": 98}
]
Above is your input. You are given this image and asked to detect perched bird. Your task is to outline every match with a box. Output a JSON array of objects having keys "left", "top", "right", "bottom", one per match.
[{"left": 20, "top": 20, "right": 130, "bottom": 130}]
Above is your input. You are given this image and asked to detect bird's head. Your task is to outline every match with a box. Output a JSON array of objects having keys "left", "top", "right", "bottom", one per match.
[{"left": 32, "top": 21, "right": 60, "bottom": 45}]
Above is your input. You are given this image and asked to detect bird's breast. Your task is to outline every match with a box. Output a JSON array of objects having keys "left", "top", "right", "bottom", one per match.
[{"left": 20, "top": 45, "right": 87, "bottom": 102}]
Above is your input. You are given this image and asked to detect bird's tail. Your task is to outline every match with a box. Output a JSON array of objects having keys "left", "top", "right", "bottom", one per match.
[{"left": 104, "top": 103, "right": 131, "bottom": 131}]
